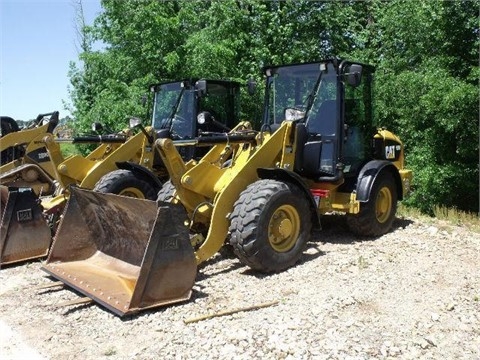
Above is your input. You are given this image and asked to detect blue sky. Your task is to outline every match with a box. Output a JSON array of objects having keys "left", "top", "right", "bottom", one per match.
[{"left": 1, "top": 0, "right": 102, "bottom": 121}]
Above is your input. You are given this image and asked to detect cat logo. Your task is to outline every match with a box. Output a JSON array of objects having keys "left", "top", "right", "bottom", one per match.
[
  {"left": 385, "top": 145, "right": 395, "bottom": 159},
  {"left": 17, "top": 208, "right": 33, "bottom": 222}
]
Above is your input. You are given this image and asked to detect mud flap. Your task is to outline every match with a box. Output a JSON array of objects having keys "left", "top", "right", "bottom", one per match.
[
  {"left": 0, "top": 187, "right": 51, "bottom": 267},
  {"left": 42, "top": 188, "right": 197, "bottom": 316}
]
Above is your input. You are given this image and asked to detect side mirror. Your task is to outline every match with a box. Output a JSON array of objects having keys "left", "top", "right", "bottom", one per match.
[
  {"left": 129, "top": 117, "right": 154, "bottom": 143},
  {"left": 92, "top": 122, "right": 104, "bottom": 133},
  {"left": 197, "top": 111, "right": 230, "bottom": 132},
  {"left": 285, "top": 108, "right": 306, "bottom": 121},
  {"left": 195, "top": 79, "right": 207, "bottom": 97},
  {"left": 347, "top": 64, "right": 363, "bottom": 88},
  {"left": 247, "top": 78, "right": 256, "bottom": 96},
  {"left": 129, "top": 117, "right": 142, "bottom": 129}
]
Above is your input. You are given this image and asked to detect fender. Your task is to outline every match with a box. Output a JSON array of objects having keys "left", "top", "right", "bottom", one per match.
[
  {"left": 355, "top": 160, "right": 403, "bottom": 202},
  {"left": 115, "top": 161, "right": 163, "bottom": 192},
  {"left": 257, "top": 167, "right": 321, "bottom": 228}
]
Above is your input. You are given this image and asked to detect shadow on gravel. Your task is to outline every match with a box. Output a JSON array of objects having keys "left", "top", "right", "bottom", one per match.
[
  {"left": 312, "top": 214, "right": 415, "bottom": 244},
  {"left": 239, "top": 243, "right": 326, "bottom": 280},
  {"left": 0, "top": 257, "right": 45, "bottom": 270},
  {"left": 52, "top": 217, "right": 418, "bottom": 321},
  {"left": 197, "top": 261, "right": 245, "bottom": 281},
  {"left": 57, "top": 292, "right": 196, "bottom": 321},
  {"left": 392, "top": 217, "right": 415, "bottom": 230},
  {"left": 61, "top": 302, "right": 94, "bottom": 316}
]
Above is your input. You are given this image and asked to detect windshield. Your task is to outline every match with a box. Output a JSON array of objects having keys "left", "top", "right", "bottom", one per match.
[
  {"left": 264, "top": 62, "right": 339, "bottom": 128},
  {"left": 264, "top": 63, "right": 324, "bottom": 125},
  {"left": 151, "top": 82, "right": 184, "bottom": 129},
  {"left": 151, "top": 82, "right": 196, "bottom": 138}
]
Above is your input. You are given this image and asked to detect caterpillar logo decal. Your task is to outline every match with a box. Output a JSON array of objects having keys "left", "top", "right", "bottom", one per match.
[
  {"left": 17, "top": 208, "right": 33, "bottom": 222},
  {"left": 385, "top": 144, "right": 402, "bottom": 160},
  {"left": 385, "top": 145, "right": 395, "bottom": 159}
]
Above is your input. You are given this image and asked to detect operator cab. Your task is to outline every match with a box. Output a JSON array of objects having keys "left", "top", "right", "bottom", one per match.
[
  {"left": 263, "top": 59, "right": 375, "bottom": 183},
  {"left": 150, "top": 79, "right": 240, "bottom": 162}
]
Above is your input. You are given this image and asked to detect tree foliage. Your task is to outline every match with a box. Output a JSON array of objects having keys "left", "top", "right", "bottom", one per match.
[
  {"left": 68, "top": 0, "right": 479, "bottom": 214},
  {"left": 346, "top": 0, "right": 479, "bottom": 214}
]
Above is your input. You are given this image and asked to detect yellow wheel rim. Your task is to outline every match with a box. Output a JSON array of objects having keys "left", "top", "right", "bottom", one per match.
[
  {"left": 376, "top": 186, "right": 392, "bottom": 223},
  {"left": 118, "top": 187, "right": 145, "bottom": 199},
  {"left": 268, "top": 205, "right": 300, "bottom": 252}
]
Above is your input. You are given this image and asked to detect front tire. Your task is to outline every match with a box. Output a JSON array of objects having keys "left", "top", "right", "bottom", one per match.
[
  {"left": 347, "top": 171, "right": 397, "bottom": 237},
  {"left": 229, "top": 179, "right": 312, "bottom": 273},
  {"left": 94, "top": 169, "right": 157, "bottom": 200}
]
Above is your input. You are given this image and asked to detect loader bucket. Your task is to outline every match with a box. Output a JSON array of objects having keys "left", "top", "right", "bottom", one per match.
[
  {"left": 42, "top": 188, "right": 197, "bottom": 316},
  {"left": 0, "top": 187, "right": 51, "bottom": 267}
]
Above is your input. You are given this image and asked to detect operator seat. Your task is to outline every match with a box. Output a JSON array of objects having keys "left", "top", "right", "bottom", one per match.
[{"left": 295, "top": 100, "right": 337, "bottom": 179}]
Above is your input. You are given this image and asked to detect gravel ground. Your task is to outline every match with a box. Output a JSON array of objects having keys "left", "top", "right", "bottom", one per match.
[{"left": 0, "top": 215, "right": 479, "bottom": 360}]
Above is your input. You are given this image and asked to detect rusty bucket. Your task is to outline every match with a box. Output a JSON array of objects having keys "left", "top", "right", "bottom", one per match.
[
  {"left": 42, "top": 187, "right": 197, "bottom": 316},
  {"left": 0, "top": 186, "right": 51, "bottom": 267}
]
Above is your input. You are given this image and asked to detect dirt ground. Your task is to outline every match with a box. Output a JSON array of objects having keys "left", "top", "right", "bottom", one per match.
[{"left": 0, "top": 215, "right": 479, "bottom": 359}]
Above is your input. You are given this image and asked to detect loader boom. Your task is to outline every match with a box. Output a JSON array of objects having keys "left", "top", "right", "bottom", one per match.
[{"left": 154, "top": 121, "right": 299, "bottom": 263}]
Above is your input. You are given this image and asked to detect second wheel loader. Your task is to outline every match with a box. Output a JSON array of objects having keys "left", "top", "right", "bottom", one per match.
[
  {"left": 43, "top": 59, "right": 412, "bottom": 316},
  {"left": 0, "top": 79, "right": 241, "bottom": 267},
  {"left": 1, "top": 111, "right": 60, "bottom": 195}
]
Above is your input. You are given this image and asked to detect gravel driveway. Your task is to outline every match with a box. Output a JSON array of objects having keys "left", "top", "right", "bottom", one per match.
[{"left": 1, "top": 215, "right": 479, "bottom": 359}]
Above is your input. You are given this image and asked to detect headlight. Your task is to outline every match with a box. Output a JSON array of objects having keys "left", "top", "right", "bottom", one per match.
[{"left": 197, "top": 112, "right": 206, "bottom": 124}]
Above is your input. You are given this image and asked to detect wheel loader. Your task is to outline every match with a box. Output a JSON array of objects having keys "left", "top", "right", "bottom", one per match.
[
  {"left": 0, "top": 79, "right": 241, "bottom": 267},
  {"left": 1, "top": 111, "right": 60, "bottom": 195},
  {"left": 0, "top": 131, "right": 129, "bottom": 266},
  {"left": 42, "top": 59, "right": 412, "bottom": 316}
]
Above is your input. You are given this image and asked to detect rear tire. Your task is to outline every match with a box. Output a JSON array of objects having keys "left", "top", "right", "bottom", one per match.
[
  {"left": 347, "top": 171, "right": 397, "bottom": 237},
  {"left": 1, "top": 116, "right": 22, "bottom": 164},
  {"left": 229, "top": 179, "right": 311, "bottom": 273},
  {"left": 93, "top": 169, "right": 157, "bottom": 200}
]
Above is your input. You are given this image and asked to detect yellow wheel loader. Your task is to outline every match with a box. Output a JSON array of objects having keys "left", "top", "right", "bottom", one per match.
[
  {"left": 1, "top": 112, "right": 60, "bottom": 195},
  {"left": 0, "top": 79, "right": 241, "bottom": 267},
  {"left": 0, "top": 132, "right": 128, "bottom": 266},
  {"left": 43, "top": 59, "right": 412, "bottom": 316}
]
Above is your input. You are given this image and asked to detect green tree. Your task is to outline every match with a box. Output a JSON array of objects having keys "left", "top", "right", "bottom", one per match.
[
  {"left": 69, "top": 0, "right": 365, "bottom": 131},
  {"left": 68, "top": 0, "right": 479, "bottom": 214},
  {"left": 349, "top": 0, "right": 479, "bottom": 214}
]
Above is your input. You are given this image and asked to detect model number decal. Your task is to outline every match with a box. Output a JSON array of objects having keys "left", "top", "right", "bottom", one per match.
[{"left": 27, "top": 147, "right": 51, "bottom": 162}]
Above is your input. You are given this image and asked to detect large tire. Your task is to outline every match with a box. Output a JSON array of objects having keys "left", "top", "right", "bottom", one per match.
[
  {"left": 1, "top": 116, "right": 22, "bottom": 164},
  {"left": 229, "top": 179, "right": 312, "bottom": 273},
  {"left": 156, "top": 180, "right": 176, "bottom": 204},
  {"left": 347, "top": 171, "right": 398, "bottom": 237},
  {"left": 93, "top": 169, "right": 157, "bottom": 200}
]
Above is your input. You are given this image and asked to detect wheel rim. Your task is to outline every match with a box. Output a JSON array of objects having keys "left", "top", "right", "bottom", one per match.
[
  {"left": 268, "top": 205, "right": 301, "bottom": 252},
  {"left": 118, "top": 187, "right": 145, "bottom": 199},
  {"left": 375, "top": 186, "right": 392, "bottom": 223}
]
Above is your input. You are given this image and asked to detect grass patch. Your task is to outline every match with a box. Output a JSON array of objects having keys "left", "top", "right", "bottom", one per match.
[
  {"left": 397, "top": 204, "right": 431, "bottom": 222},
  {"left": 433, "top": 206, "right": 480, "bottom": 233},
  {"left": 398, "top": 203, "right": 480, "bottom": 233}
]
